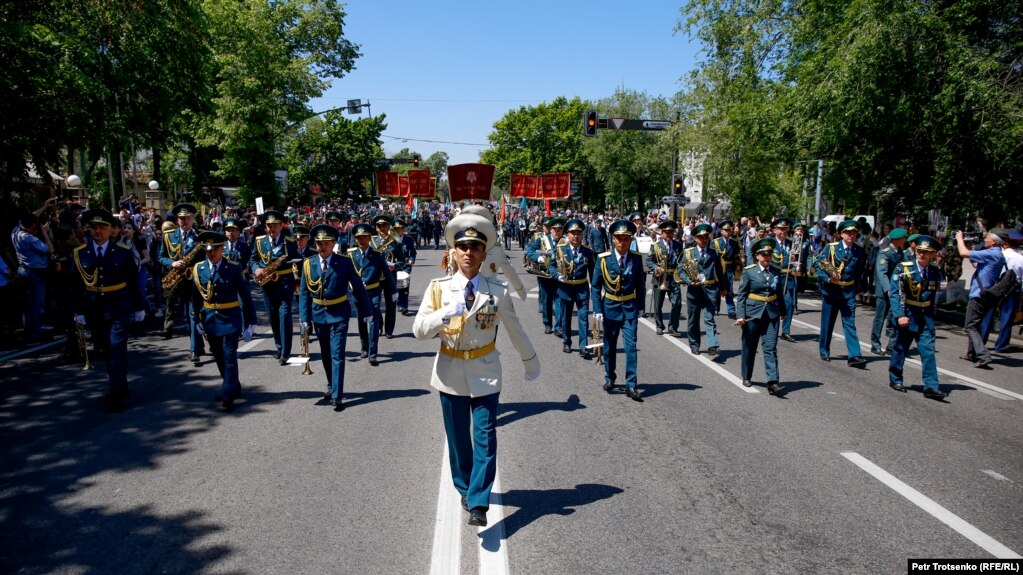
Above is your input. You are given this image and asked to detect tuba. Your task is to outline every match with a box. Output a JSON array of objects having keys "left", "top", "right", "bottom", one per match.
[
  {"left": 161, "top": 243, "right": 204, "bottom": 290},
  {"left": 656, "top": 244, "right": 670, "bottom": 291},
  {"left": 255, "top": 253, "right": 289, "bottom": 287},
  {"left": 679, "top": 253, "right": 699, "bottom": 283},
  {"left": 555, "top": 242, "right": 572, "bottom": 280}
]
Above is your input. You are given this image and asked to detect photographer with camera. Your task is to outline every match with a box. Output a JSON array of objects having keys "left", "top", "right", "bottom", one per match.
[
  {"left": 956, "top": 229, "right": 1006, "bottom": 368},
  {"left": 12, "top": 207, "right": 55, "bottom": 341}
]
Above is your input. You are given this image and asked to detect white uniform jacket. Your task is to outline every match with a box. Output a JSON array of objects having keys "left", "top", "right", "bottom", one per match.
[{"left": 413, "top": 274, "right": 538, "bottom": 397}]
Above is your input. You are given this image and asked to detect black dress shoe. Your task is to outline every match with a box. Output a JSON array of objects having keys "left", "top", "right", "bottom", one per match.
[
  {"left": 871, "top": 346, "right": 884, "bottom": 356},
  {"left": 189, "top": 352, "right": 200, "bottom": 364},
  {"left": 847, "top": 356, "right": 866, "bottom": 367},
  {"left": 820, "top": 355, "right": 830, "bottom": 362},
  {"left": 369, "top": 358, "right": 379, "bottom": 366},
  {"left": 603, "top": 381, "right": 615, "bottom": 394},
  {"left": 360, "top": 350, "right": 368, "bottom": 359},
  {"left": 883, "top": 347, "right": 892, "bottom": 356},
  {"left": 333, "top": 400, "right": 344, "bottom": 412},
  {"left": 323, "top": 392, "right": 333, "bottom": 401},
  {"left": 656, "top": 327, "right": 664, "bottom": 335},
  {"left": 544, "top": 328, "right": 553, "bottom": 335},
  {"left": 221, "top": 398, "right": 235, "bottom": 412},
  {"left": 727, "top": 313, "right": 737, "bottom": 320},
  {"left": 553, "top": 330, "right": 563, "bottom": 338},
  {"left": 468, "top": 508, "right": 487, "bottom": 527},
  {"left": 923, "top": 388, "right": 947, "bottom": 400},
  {"left": 668, "top": 330, "right": 683, "bottom": 338},
  {"left": 625, "top": 387, "right": 644, "bottom": 402},
  {"left": 780, "top": 333, "right": 796, "bottom": 343},
  {"left": 161, "top": 330, "right": 173, "bottom": 340},
  {"left": 975, "top": 358, "right": 992, "bottom": 369},
  {"left": 890, "top": 383, "right": 907, "bottom": 393},
  {"left": 279, "top": 357, "right": 288, "bottom": 366},
  {"left": 690, "top": 348, "right": 700, "bottom": 356},
  {"left": 274, "top": 351, "right": 281, "bottom": 360},
  {"left": 767, "top": 381, "right": 785, "bottom": 396},
  {"left": 563, "top": 344, "right": 572, "bottom": 353},
  {"left": 742, "top": 379, "right": 753, "bottom": 387},
  {"left": 707, "top": 347, "right": 720, "bottom": 357},
  {"left": 460, "top": 496, "right": 468, "bottom": 511},
  {"left": 384, "top": 333, "right": 393, "bottom": 339},
  {"left": 580, "top": 351, "right": 593, "bottom": 360}
]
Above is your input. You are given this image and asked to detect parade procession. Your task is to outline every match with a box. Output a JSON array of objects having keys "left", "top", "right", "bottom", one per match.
[{"left": 4, "top": 1, "right": 1023, "bottom": 572}]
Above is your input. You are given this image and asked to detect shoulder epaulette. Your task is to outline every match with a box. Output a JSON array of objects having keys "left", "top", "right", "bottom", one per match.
[
  {"left": 881, "top": 247, "right": 891, "bottom": 253},
  {"left": 745, "top": 263, "right": 757, "bottom": 269},
  {"left": 629, "top": 249, "right": 640, "bottom": 255},
  {"left": 901, "top": 261, "right": 915, "bottom": 267},
  {"left": 73, "top": 244, "right": 86, "bottom": 253},
  {"left": 828, "top": 241, "right": 839, "bottom": 246},
  {"left": 598, "top": 251, "right": 612, "bottom": 257},
  {"left": 255, "top": 235, "right": 267, "bottom": 241},
  {"left": 347, "top": 247, "right": 358, "bottom": 252},
  {"left": 285, "top": 237, "right": 296, "bottom": 243}
]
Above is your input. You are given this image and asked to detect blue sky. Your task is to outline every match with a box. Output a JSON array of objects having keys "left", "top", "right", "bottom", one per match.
[{"left": 309, "top": 1, "right": 702, "bottom": 167}]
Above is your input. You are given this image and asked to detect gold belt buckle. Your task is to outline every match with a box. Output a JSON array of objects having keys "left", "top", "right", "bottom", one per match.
[{"left": 463, "top": 350, "right": 471, "bottom": 360}]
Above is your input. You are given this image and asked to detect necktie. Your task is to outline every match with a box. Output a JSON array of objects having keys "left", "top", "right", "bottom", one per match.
[
  {"left": 464, "top": 281, "right": 476, "bottom": 308},
  {"left": 96, "top": 246, "right": 104, "bottom": 261},
  {"left": 619, "top": 255, "right": 626, "bottom": 271},
  {"left": 211, "top": 263, "right": 219, "bottom": 282}
]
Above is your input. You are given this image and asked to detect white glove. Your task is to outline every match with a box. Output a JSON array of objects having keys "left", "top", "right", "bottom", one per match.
[
  {"left": 391, "top": 293, "right": 399, "bottom": 303},
  {"left": 593, "top": 313, "right": 603, "bottom": 323},
  {"left": 74, "top": 315, "right": 86, "bottom": 326},
  {"left": 243, "top": 325, "right": 254, "bottom": 342},
  {"left": 441, "top": 301, "right": 465, "bottom": 320},
  {"left": 133, "top": 310, "right": 145, "bottom": 322},
  {"left": 524, "top": 366, "right": 541, "bottom": 381},
  {"left": 361, "top": 316, "right": 370, "bottom": 323},
  {"left": 300, "top": 321, "right": 310, "bottom": 331},
  {"left": 196, "top": 322, "right": 205, "bottom": 336},
  {"left": 537, "top": 256, "right": 546, "bottom": 265}
]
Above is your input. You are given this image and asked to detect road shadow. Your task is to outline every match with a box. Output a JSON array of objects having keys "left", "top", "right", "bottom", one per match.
[
  {"left": 481, "top": 483, "right": 625, "bottom": 548},
  {"left": 771, "top": 380, "right": 824, "bottom": 397},
  {"left": 497, "top": 394, "right": 585, "bottom": 427},
  {"left": 339, "top": 388, "right": 431, "bottom": 410},
  {"left": 638, "top": 383, "right": 702, "bottom": 398},
  {"left": 712, "top": 349, "right": 741, "bottom": 363},
  {"left": 376, "top": 350, "right": 436, "bottom": 364},
  {"left": 0, "top": 339, "right": 242, "bottom": 573}
]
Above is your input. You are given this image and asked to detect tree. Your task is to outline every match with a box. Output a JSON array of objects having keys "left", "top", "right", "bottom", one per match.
[
  {"left": 197, "top": 0, "right": 361, "bottom": 207},
  {"left": 281, "top": 112, "right": 386, "bottom": 202}
]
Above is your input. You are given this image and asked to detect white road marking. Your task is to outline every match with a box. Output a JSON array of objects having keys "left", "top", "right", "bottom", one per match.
[
  {"left": 790, "top": 318, "right": 1022, "bottom": 401},
  {"left": 0, "top": 337, "right": 66, "bottom": 362},
  {"left": 238, "top": 330, "right": 269, "bottom": 353},
  {"left": 982, "top": 470, "right": 1010, "bottom": 482},
  {"left": 842, "top": 452, "right": 1021, "bottom": 559},
  {"left": 638, "top": 317, "right": 760, "bottom": 393},
  {"left": 478, "top": 470, "right": 510, "bottom": 575},
  {"left": 430, "top": 445, "right": 461, "bottom": 575}
]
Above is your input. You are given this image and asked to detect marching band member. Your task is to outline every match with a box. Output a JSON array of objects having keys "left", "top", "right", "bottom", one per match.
[
  {"left": 394, "top": 219, "right": 418, "bottom": 315},
  {"left": 191, "top": 231, "right": 257, "bottom": 412},
  {"left": 371, "top": 215, "right": 403, "bottom": 338},
  {"left": 647, "top": 220, "right": 684, "bottom": 336},
  {"left": 526, "top": 217, "right": 564, "bottom": 334},
  {"left": 222, "top": 218, "right": 252, "bottom": 270},
  {"left": 592, "top": 219, "right": 647, "bottom": 401},
  {"left": 888, "top": 235, "right": 947, "bottom": 399},
  {"left": 711, "top": 220, "right": 742, "bottom": 320},
  {"left": 157, "top": 203, "right": 205, "bottom": 364},
  {"left": 413, "top": 213, "right": 540, "bottom": 527},
  {"left": 769, "top": 218, "right": 801, "bottom": 343},
  {"left": 815, "top": 219, "right": 868, "bottom": 366},
  {"left": 349, "top": 223, "right": 395, "bottom": 366},
  {"left": 736, "top": 238, "right": 785, "bottom": 395},
  {"left": 72, "top": 209, "right": 145, "bottom": 412},
  {"left": 250, "top": 210, "right": 301, "bottom": 366},
  {"left": 677, "top": 223, "right": 723, "bottom": 356},
  {"left": 299, "top": 225, "right": 372, "bottom": 411},
  {"left": 550, "top": 218, "right": 596, "bottom": 358},
  {"left": 870, "top": 228, "right": 908, "bottom": 355}
]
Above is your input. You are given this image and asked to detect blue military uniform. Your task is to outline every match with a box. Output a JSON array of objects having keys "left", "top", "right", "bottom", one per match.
[
  {"left": 737, "top": 238, "right": 785, "bottom": 394},
  {"left": 525, "top": 218, "right": 564, "bottom": 334},
  {"left": 190, "top": 233, "right": 257, "bottom": 410},
  {"left": 222, "top": 218, "right": 252, "bottom": 270},
  {"left": 592, "top": 220, "right": 646, "bottom": 400},
  {"left": 157, "top": 203, "right": 205, "bottom": 360},
  {"left": 371, "top": 215, "right": 404, "bottom": 338},
  {"left": 814, "top": 220, "right": 867, "bottom": 364},
  {"left": 300, "top": 225, "right": 372, "bottom": 408},
  {"left": 550, "top": 220, "right": 596, "bottom": 356},
  {"left": 769, "top": 219, "right": 809, "bottom": 340},
  {"left": 676, "top": 224, "right": 723, "bottom": 355},
  {"left": 394, "top": 222, "right": 418, "bottom": 314},
  {"left": 646, "top": 222, "right": 684, "bottom": 335},
  {"left": 887, "top": 235, "right": 946, "bottom": 399},
  {"left": 249, "top": 211, "right": 301, "bottom": 364},
  {"left": 871, "top": 229, "right": 908, "bottom": 355},
  {"left": 72, "top": 210, "right": 144, "bottom": 410},
  {"left": 711, "top": 222, "right": 741, "bottom": 319},
  {"left": 349, "top": 223, "right": 396, "bottom": 364}
]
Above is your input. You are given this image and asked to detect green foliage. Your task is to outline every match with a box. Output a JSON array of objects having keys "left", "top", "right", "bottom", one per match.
[{"left": 281, "top": 112, "right": 386, "bottom": 203}]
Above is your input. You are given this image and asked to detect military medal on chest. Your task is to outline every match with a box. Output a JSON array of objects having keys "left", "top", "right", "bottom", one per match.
[{"left": 475, "top": 296, "right": 497, "bottom": 330}]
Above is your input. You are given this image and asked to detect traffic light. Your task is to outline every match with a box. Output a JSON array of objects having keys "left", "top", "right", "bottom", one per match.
[
  {"left": 412, "top": 155, "right": 420, "bottom": 167},
  {"left": 672, "top": 174, "right": 685, "bottom": 194},
  {"left": 584, "top": 110, "right": 597, "bottom": 137}
]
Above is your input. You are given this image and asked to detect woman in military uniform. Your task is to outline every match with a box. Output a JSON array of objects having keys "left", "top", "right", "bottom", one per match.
[{"left": 735, "top": 238, "right": 785, "bottom": 395}]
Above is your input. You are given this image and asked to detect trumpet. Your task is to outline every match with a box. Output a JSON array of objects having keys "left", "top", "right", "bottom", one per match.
[
  {"left": 76, "top": 320, "right": 93, "bottom": 371},
  {"left": 588, "top": 313, "right": 604, "bottom": 365},
  {"left": 301, "top": 326, "right": 313, "bottom": 375}
]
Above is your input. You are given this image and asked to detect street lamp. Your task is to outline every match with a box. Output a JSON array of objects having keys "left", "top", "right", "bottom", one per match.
[
  {"left": 146, "top": 180, "right": 162, "bottom": 210},
  {"left": 66, "top": 174, "right": 88, "bottom": 207}
]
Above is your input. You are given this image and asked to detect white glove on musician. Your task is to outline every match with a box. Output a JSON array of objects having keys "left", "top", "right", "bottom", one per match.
[
  {"left": 391, "top": 293, "right": 399, "bottom": 303},
  {"left": 133, "top": 311, "right": 145, "bottom": 322},
  {"left": 196, "top": 322, "right": 205, "bottom": 336},
  {"left": 243, "top": 325, "right": 254, "bottom": 342},
  {"left": 537, "top": 255, "right": 546, "bottom": 265},
  {"left": 441, "top": 301, "right": 465, "bottom": 320},
  {"left": 593, "top": 313, "right": 604, "bottom": 323},
  {"left": 300, "top": 321, "right": 310, "bottom": 331},
  {"left": 74, "top": 315, "right": 86, "bottom": 326}
]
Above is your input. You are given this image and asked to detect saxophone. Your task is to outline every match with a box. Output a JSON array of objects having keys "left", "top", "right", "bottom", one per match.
[
  {"left": 161, "top": 243, "right": 204, "bottom": 290},
  {"left": 255, "top": 253, "right": 288, "bottom": 287}
]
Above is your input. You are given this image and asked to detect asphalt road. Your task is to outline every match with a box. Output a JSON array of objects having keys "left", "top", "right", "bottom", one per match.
[{"left": 1, "top": 243, "right": 1020, "bottom": 575}]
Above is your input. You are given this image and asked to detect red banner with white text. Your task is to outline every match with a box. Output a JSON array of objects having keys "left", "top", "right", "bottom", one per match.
[
  {"left": 447, "top": 163, "right": 495, "bottom": 202},
  {"left": 540, "top": 172, "right": 571, "bottom": 199},
  {"left": 509, "top": 174, "right": 539, "bottom": 199},
  {"left": 398, "top": 175, "right": 410, "bottom": 197},
  {"left": 407, "top": 169, "right": 433, "bottom": 198},
  {"left": 376, "top": 171, "right": 400, "bottom": 197}
]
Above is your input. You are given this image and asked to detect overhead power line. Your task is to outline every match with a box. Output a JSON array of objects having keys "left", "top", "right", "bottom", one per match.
[{"left": 381, "top": 134, "right": 489, "bottom": 147}]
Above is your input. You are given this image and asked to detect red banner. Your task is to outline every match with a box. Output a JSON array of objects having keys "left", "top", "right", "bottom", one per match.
[
  {"left": 408, "top": 169, "right": 433, "bottom": 198},
  {"left": 430, "top": 177, "right": 437, "bottom": 198},
  {"left": 509, "top": 174, "right": 539, "bottom": 198},
  {"left": 540, "top": 172, "right": 571, "bottom": 199},
  {"left": 398, "top": 175, "right": 410, "bottom": 197},
  {"left": 376, "top": 171, "right": 400, "bottom": 197},
  {"left": 447, "top": 163, "right": 495, "bottom": 202}
]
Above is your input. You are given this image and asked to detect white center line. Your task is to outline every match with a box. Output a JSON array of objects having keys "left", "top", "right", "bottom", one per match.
[
  {"left": 638, "top": 317, "right": 760, "bottom": 393},
  {"left": 789, "top": 318, "right": 1022, "bottom": 401},
  {"left": 982, "top": 470, "right": 1010, "bottom": 482},
  {"left": 429, "top": 446, "right": 461, "bottom": 575},
  {"left": 238, "top": 330, "right": 269, "bottom": 353},
  {"left": 842, "top": 452, "right": 1021, "bottom": 559},
  {"left": 478, "top": 469, "right": 510, "bottom": 575}
]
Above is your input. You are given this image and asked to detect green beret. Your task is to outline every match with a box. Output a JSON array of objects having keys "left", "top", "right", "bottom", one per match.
[
  {"left": 888, "top": 228, "right": 908, "bottom": 240},
  {"left": 907, "top": 233, "right": 921, "bottom": 245}
]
